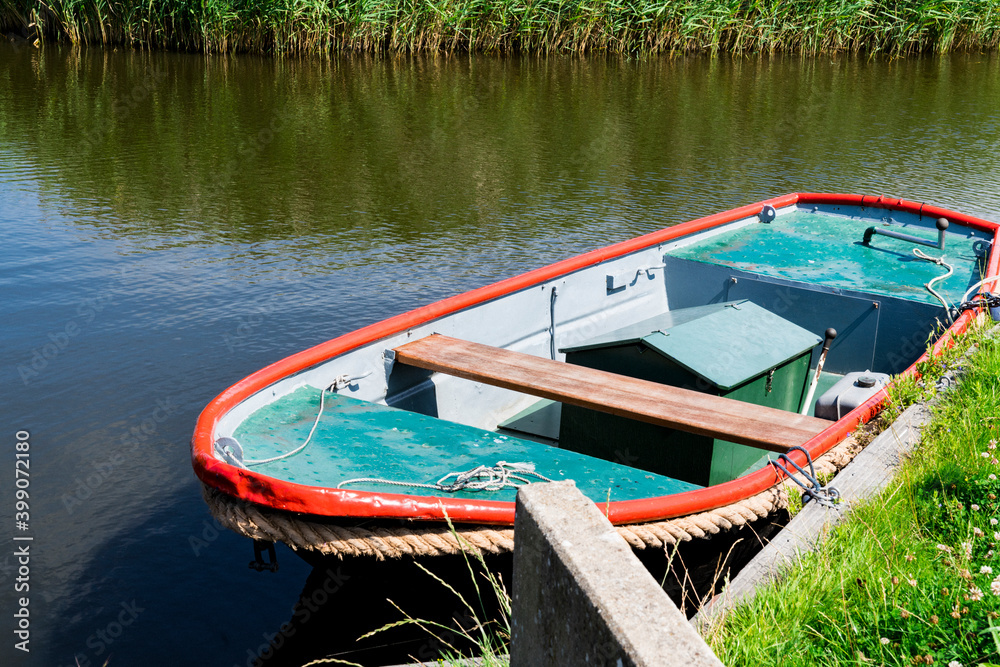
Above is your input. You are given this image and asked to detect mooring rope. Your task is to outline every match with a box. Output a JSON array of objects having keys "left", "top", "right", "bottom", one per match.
[
  {"left": 219, "top": 372, "right": 372, "bottom": 469},
  {"left": 913, "top": 247, "right": 955, "bottom": 322},
  {"left": 769, "top": 445, "right": 840, "bottom": 508}
]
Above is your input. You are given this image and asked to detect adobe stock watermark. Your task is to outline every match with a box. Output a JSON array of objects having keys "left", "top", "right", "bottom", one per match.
[
  {"left": 15, "top": 291, "right": 116, "bottom": 385},
  {"left": 59, "top": 600, "right": 145, "bottom": 667},
  {"left": 411, "top": 611, "right": 482, "bottom": 663},
  {"left": 231, "top": 566, "right": 351, "bottom": 667},
  {"left": 204, "top": 109, "right": 289, "bottom": 203},
  {"left": 77, "top": 67, "right": 167, "bottom": 152},
  {"left": 189, "top": 515, "right": 227, "bottom": 556},
  {"left": 223, "top": 294, "right": 282, "bottom": 353},
  {"left": 60, "top": 397, "right": 178, "bottom": 514}
]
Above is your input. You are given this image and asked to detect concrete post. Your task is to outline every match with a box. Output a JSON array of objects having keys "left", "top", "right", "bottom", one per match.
[{"left": 511, "top": 480, "right": 724, "bottom": 667}]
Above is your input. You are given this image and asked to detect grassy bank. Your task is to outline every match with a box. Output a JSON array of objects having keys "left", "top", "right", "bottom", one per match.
[
  {"left": 706, "top": 319, "right": 1000, "bottom": 666},
  {"left": 3, "top": 0, "right": 1000, "bottom": 54}
]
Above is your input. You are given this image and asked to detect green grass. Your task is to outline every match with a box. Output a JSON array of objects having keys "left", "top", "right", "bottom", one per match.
[
  {"left": 3, "top": 0, "right": 1000, "bottom": 54},
  {"left": 706, "top": 319, "right": 1000, "bottom": 666}
]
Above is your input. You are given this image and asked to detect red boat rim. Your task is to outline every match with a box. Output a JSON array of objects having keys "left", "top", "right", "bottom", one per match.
[{"left": 191, "top": 193, "right": 1000, "bottom": 526}]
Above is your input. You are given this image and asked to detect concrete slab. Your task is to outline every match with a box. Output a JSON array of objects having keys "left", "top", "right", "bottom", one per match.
[{"left": 512, "top": 480, "right": 723, "bottom": 667}]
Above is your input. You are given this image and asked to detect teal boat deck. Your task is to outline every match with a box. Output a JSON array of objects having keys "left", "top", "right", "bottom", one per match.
[
  {"left": 233, "top": 387, "right": 701, "bottom": 503},
  {"left": 670, "top": 209, "right": 988, "bottom": 306}
]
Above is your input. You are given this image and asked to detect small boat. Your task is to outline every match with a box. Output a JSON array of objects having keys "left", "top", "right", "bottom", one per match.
[{"left": 192, "top": 193, "right": 1000, "bottom": 560}]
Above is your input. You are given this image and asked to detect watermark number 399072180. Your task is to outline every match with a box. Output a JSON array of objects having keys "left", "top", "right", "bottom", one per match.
[{"left": 13, "top": 430, "right": 32, "bottom": 654}]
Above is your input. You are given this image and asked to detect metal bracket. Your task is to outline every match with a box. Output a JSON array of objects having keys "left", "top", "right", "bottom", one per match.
[
  {"left": 249, "top": 540, "right": 279, "bottom": 572},
  {"left": 862, "top": 217, "right": 948, "bottom": 251}
]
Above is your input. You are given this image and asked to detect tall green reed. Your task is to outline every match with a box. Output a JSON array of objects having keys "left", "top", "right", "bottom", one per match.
[{"left": 3, "top": 0, "right": 1000, "bottom": 54}]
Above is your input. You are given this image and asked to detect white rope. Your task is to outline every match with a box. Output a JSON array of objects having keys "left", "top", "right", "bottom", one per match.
[
  {"left": 239, "top": 371, "right": 372, "bottom": 468},
  {"left": 963, "top": 274, "right": 1000, "bottom": 304},
  {"left": 913, "top": 247, "right": 955, "bottom": 323},
  {"left": 337, "top": 461, "right": 555, "bottom": 492}
]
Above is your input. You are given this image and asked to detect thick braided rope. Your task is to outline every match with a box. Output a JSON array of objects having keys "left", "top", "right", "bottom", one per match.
[{"left": 203, "top": 435, "right": 862, "bottom": 559}]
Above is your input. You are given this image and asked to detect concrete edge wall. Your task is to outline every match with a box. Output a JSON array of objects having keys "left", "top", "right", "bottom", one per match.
[{"left": 511, "top": 480, "right": 724, "bottom": 667}]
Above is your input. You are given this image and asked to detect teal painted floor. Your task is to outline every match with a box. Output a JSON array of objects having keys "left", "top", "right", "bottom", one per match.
[
  {"left": 233, "top": 387, "right": 702, "bottom": 503},
  {"left": 670, "top": 209, "right": 987, "bottom": 307}
]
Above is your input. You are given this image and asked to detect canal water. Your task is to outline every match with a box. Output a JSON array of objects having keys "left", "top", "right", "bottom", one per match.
[{"left": 1, "top": 44, "right": 999, "bottom": 666}]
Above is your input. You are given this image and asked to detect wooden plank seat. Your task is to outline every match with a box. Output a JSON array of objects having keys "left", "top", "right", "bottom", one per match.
[{"left": 393, "top": 334, "right": 830, "bottom": 453}]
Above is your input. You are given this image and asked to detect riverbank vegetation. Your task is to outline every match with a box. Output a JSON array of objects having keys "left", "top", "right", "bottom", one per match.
[
  {"left": 3, "top": 0, "right": 1000, "bottom": 54},
  {"left": 706, "top": 319, "right": 1000, "bottom": 666}
]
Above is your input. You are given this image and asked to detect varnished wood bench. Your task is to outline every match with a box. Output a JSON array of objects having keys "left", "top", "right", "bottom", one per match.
[{"left": 393, "top": 334, "right": 829, "bottom": 453}]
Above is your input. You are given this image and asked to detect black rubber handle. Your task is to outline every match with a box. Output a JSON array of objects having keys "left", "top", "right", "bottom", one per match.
[{"left": 822, "top": 328, "right": 838, "bottom": 353}]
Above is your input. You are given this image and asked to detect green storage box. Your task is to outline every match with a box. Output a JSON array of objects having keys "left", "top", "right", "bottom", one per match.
[{"left": 558, "top": 300, "right": 821, "bottom": 486}]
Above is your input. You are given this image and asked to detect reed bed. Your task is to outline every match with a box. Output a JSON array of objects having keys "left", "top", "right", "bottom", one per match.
[{"left": 3, "top": 0, "right": 1000, "bottom": 54}]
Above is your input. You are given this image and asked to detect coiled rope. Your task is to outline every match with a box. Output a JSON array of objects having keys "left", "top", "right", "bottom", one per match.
[
  {"left": 769, "top": 445, "right": 840, "bottom": 508},
  {"left": 337, "top": 462, "right": 554, "bottom": 492}
]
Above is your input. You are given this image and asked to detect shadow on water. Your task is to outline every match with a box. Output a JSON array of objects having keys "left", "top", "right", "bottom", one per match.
[
  {"left": 252, "top": 510, "right": 788, "bottom": 666},
  {"left": 40, "top": 482, "right": 312, "bottom": 667},
  {"left": 254, "top": 552, "right": 514, "bottom": 667}
]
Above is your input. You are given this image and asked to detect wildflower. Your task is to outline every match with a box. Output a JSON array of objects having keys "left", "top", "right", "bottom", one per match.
[
  {"left": 983, "top": 452, "right": 990, "bottom": 458},
  {"left": 930, "top": 615, "right": 939, "bottom": 625},
  {"left": 990, "top": 439, "right": 997, "bottom": 449},
  {"left": 992, "top": 518, "right": 998, "bottom": 525},
  {"left": 892, "top": 576, "right": 900, "bottom": 585},
  {"left": 992, "top": 458, "right": 998, "bottom": 465},
  {"left": 992, "top": 577, "right": 1000, "bottom": 596},
  {"left": 963, "top": 542, "right": 973, "bottom": 558},
  {"left": 973, "top": 504, "right": 981, "bottom": 511},
  {"left": 942, "top": 587, "right": 950, "bottom": 595},
  {"left": 880, "top": 637, "right": 890, "bottom": 645},
  {"left": 937, "top": 544, "right": 952, "bottom": 553},
  {"left": 992, "top": 475, "right": 998, "bottom": 481},
  {"left": 982, "top": 565, "right": 994, "bottom": 574},
  {"left": 994, "top": 532, "right": 1000, "bottom": 540},
  {"left": 949, "top": 661, "right": 963, "bottom": 667},
  {"left": 975, "top": 527, "right": 985, "bottom": 537},
  {"left": 901, "top": 608, "right": 911, "bottom": 618},
  {"left": 968, "top": 586, "right": 984, "bottom": 602},
  {"left": 960, "top": 568, "right": 972, "bottom": 580},
  {"left": 908, "top": 578, "right": 918, "bottom": 587},
  {"left": 951, "top": 610, "right": 962, "bottom": 619}
]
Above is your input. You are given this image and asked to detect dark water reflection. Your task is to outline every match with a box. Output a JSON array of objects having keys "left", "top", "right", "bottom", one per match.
[{"left": 1, "top": 44, "right": 999, "bottom": 665}]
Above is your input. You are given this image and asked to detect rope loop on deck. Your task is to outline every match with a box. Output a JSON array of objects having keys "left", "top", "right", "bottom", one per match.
[
  {"left": 337, "top": 461, "right": 554, "bottom": 493},
  {"left": 218, "top": 372, "right": 373, "bottom": 469}
]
